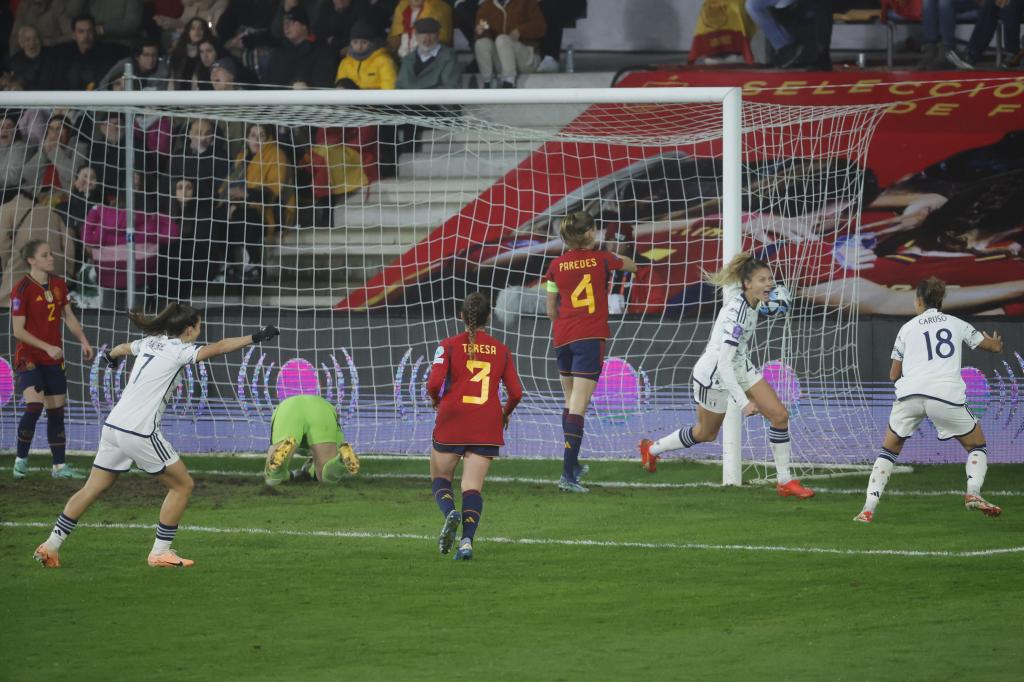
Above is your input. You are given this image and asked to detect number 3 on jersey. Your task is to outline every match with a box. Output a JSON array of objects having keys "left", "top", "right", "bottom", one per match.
[
  {"left": 463, "top": 360, "right": 492, "bottom": 404},
  {"left": 571, "top": 274, "right": 596, "bottom": 314}
]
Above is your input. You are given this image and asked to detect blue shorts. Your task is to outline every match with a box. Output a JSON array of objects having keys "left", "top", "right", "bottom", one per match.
[
  {"left": 432, "top": 441, "right": 500, "bottom": 458},
  {"left": 18, "top": 362, "right": 67, "bottom": 395},
  {"left": 556, "top": 339, "right": 605, "bottom": 380}
]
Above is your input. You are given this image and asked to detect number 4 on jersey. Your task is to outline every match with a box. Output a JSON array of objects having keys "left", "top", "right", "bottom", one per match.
[{"left": 571, "top": 274, "right": 596, "bottom": 314}]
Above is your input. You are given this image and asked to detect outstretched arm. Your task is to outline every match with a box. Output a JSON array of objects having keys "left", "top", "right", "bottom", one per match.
[{"left": 196, "top": 325, "right": 280, "bottom": 362}]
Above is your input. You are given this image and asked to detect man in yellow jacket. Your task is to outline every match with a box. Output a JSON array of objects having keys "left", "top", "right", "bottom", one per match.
[{"left": 334, "top": 20, "right": 397, "bottom": 90}]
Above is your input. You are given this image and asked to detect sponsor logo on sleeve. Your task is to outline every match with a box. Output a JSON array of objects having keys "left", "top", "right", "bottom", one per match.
[
  {"left": 11, "top": 297, "right": 20, "bottom": 312},
  {"left": 433, "top": 346, "right": 445, "bottom": 364},
  {"left": 731, "top": 324, "right": 743, "bottom": 340}
]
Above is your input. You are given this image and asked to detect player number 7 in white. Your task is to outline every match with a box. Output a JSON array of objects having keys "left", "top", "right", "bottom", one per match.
[{"left": 132, "top": 353, "right": 156, "bottom": 383}]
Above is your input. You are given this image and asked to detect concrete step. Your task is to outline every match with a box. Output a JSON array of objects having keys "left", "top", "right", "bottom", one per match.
[
  {"left": 331, "top": 200, "right": 460, "bottom": 230},
  {"left": 368, "top": 177, "right": 495, "bottom": 204},
  {"left": 398, "top": 148, "right": 531, "bottom": 179}
]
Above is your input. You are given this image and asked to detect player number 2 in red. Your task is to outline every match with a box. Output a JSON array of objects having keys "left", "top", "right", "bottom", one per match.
[
  {"left": 571, "top": 274, "right": 596, "bottom": 314},
  {"left": 463, "top": 360, "right": 492, "bottom": 405}
]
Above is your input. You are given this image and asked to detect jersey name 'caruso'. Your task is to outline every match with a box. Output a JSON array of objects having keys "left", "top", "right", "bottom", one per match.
[
  {"left": 693, "top": 292, "right": 759, "bottom": 391},
  {"left": 891, "top": 308, "right": 983, "bottom": 405},
  {"left": 105, "top": 336, "right": 201, "bottom": 435}
]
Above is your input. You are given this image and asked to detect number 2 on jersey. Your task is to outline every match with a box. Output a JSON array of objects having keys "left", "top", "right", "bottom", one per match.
[
  {"left": 463, "top": 360, "right": 492, "bottom": 405},
  {"left": 571, "top": 274, "right": 596, "bottom": 314},
  {"left": 923, "top": 328, "right": 954, "bottom": 360}
]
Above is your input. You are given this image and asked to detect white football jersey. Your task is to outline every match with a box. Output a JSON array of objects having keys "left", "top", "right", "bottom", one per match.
[
  {"left": 105, "top": 335, "right": 201, "bottom": 435},
  {"left": 891, "top": 308, "right": 983, "bottom": 404},
  {"left": 693, "top": 292, "right": 759, "bottom": 391}
]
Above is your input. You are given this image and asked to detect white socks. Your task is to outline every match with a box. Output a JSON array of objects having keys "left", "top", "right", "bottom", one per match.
[
  {"left": 768, "top": 427, "right": 792, "bottom": 484},
  {"left": 651, "top": 427, "right": 695, "bottom": 455},
  {"left": 863, "top": 454, "right": 896, "bottom": 512},
  {"left": 966, "top": 448, "right": 988, "bottom": 496}
]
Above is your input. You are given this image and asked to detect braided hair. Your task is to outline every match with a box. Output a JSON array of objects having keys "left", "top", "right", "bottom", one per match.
[{"left": 461, "top": 292, "right": 491, "bottom": 360}]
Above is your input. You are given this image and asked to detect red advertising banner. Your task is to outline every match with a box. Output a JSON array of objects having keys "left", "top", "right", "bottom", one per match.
[{"left": 337, "top": 70, "right": 1024, "bottom": 316}]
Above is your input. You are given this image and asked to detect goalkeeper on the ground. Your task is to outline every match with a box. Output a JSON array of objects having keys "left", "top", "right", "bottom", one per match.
[{"left": 264, "top": 395, "right": 359, "bottom": 485}]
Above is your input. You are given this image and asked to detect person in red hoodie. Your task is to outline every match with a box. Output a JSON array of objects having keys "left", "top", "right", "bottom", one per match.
[{"left": 426, "top": 292, "right": 523, "bottom": 561}]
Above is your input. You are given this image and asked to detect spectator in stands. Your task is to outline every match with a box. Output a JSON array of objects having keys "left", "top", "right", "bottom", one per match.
[
  {"left": 51, "top": 13, "right": 128, "bottom": 89},
  {"left": 535, "top": 0, "right": 585, "bottom": 73},
  {"left": 263, "top": 6, "right": 337, "bottom": 87},
  {"left": 320, "top": 0, "right": 391, "bottom": 55},
  {"left": 56, "top": 163, "right": 101, "bottom": 238},
  {"left": 10, "top": 0, "right": 82, "bottom": 55},
  {"left": 334, "top": 19, "right": 397, "bottom": 88},
  {"left": 100, "top": 38, "right": 169, "bottom": 90},
  {"left": 388, "top": 0, "right": 452, "bottom": 59},
  {"left": 86, "top": 112, "right": 131, "bottom": 203},
  {"left": 216, "top": 0, "right": 278, "bottom": 75},
  {"left": 0, "top": 189, "right": 73, "bottom": 305},
  {"left": 744, "top": 0, "right": 809, "bottom": 68},
  {"left": 0, "top": 113, "right": 32, "bottom": 204},
  {"left": 915, "top": 0, "right": 977, "bottom": 69},
  {"left": 397, "top": 16, "right": 461, "bottom": 88},
  {"left": 396, "top": 18, "right": 461, "bottom": 159},
  {"left": 270, "top": 0, "right": 321, "bottom": 43},
  {"left": 446, "top": 0, "right": 479, "bottom": 48},
  {"left": 169, "top": 118, "right": 230, "bottom": 203},
  {"left": 219, "top": 123, "right": 291, "bottom": 275},
  {"left": 7, "top": 25, "right": 60, "bottom": 90},
  {"left": 153, "top": 0, "right": 228, "bottom": 46},
  {"left": 22, "top": 114, "right": 84, "bottom": 198},
  {"left": 84, "top": 0, "right": 144, "bottom": 48},
  {"left": 210, "top": 54, "right": 243, "bottom": 87},
  {"left": 81, "top": 190, "right": 180, "bottom": 306},
  {"left": 156, "top": 177, "right": 214, "bottom": 302},
  {"left": 474, "top": 0, "right": 546, "bottom": 88},
  {"left": 336, "top": 20, "right": 398, "bottom": 175},
  {"left": 966, "top": 0, "right": 1021, "bottom": 66},
  {"left": 166, "top": 17, "right": 218, "bottom": 88}
]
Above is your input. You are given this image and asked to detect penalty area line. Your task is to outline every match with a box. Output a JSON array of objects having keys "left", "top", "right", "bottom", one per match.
[{"left": 2, "top": 520, "right": 1022, "bottom": 559}]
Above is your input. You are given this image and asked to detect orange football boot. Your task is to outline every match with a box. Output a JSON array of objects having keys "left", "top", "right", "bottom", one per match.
[
  {"left": 776, "top": 479, "right": 814, "bottom": 499},
  {"left": 639, "top": 439, "right": 659, "bottom": 473}
]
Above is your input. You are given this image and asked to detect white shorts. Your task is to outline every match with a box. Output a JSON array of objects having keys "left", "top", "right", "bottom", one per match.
[
  {"left": 93, "top": 425, "right": 180, "bottom": 475},
  {"left": 888, "top": 397, "right": 978, "bottom": 441},
  {"left": 692, "top": 366, "right": 764, "bottom": 415}
]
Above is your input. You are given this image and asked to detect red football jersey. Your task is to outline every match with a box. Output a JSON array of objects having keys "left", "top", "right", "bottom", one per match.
[
  {"left": 11, "top": 275, "right": 68, "bottom": 368},
  {"left": 544, "top": 249, "right": 624, "bottom": 347},
  {"left": 427, "top": 330, "right": 524, "bottom": 447}
]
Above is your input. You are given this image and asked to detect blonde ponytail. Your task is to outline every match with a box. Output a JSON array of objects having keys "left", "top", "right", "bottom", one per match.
[{"left": 704, "top": 252, "right": 770, "bottom": 289}]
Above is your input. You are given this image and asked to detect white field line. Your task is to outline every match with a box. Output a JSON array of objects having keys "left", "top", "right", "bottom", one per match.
[
  {"left": 3, "top": 520, "right": 1021, "bottom": 559},
  {"left": 4, "top": 465, "right": 1024, "bottom": 497}
]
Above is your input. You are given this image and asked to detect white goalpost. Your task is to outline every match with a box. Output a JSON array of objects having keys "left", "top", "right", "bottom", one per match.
[{"left": 0, "top": 86, "right": 889, "bottom": 485}]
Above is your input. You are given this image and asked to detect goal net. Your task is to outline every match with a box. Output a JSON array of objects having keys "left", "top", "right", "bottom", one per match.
[{"left": 0, "top": 88, "right": 888, "bottom": 482}]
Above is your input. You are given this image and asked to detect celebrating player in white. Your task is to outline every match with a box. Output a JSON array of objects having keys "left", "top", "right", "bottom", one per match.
[
  {"left": 33, "top": 303, "right": 280, "bottom": 568},
  {"left": 854, "top": 277, "right": 1004, "bottom": 523},
  {"left": 639, "top": 253, "right": 814, "bottom": 498}
]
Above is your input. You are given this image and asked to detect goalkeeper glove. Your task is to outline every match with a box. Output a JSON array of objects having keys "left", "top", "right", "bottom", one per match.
[
  {"left": 252, "top": 325, "right": 280, "bottom": 343},
  {"left": 101, "top": 350, "right": 121, "bottom": 368}
]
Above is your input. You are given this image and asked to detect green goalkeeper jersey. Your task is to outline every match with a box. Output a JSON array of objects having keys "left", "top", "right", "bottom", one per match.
[{"left": 270, "top": 395, "right": 345, "bottom": 449}]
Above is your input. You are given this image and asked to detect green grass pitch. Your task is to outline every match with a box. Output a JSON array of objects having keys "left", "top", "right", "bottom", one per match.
[{"left": 2, "top": 453, "right": 1023, "bottom": 681}]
